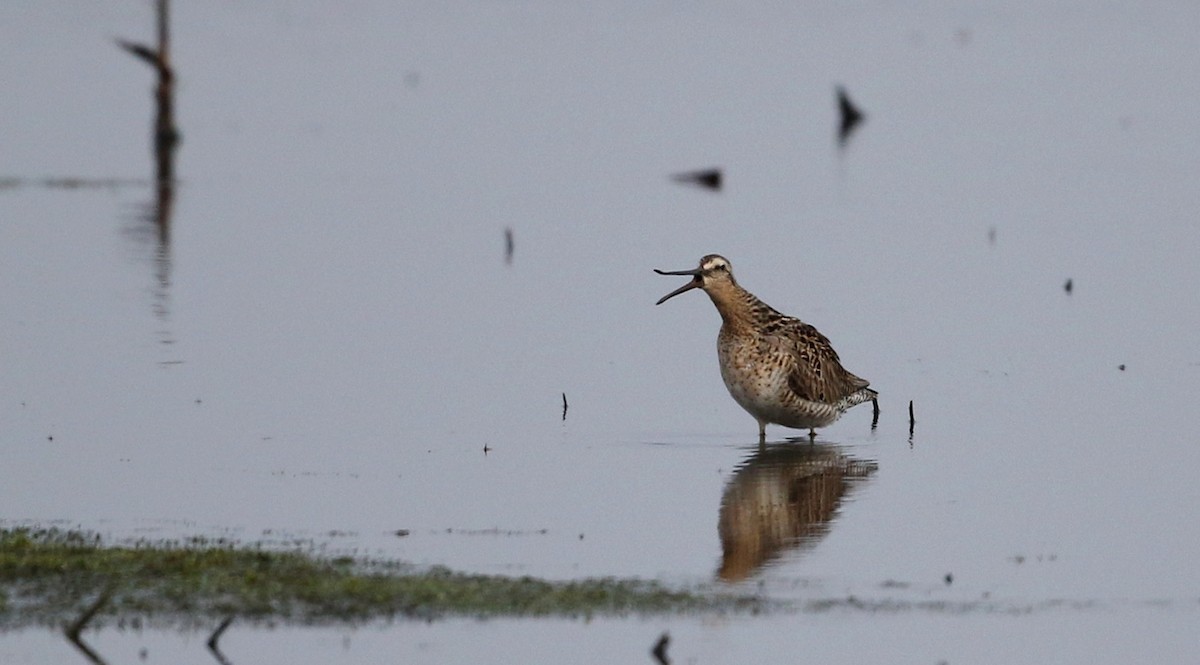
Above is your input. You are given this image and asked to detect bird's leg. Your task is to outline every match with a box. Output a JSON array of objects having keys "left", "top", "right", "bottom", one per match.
[
  {"left": 757, "top": 421, "right": 766, "bottom": 445},
  {"left": 807, "top": 428, "right": 817, "bottom": 442}
]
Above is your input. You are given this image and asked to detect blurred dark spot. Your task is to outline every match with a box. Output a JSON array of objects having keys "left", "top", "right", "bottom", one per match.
[
  {"left": 671, "top": 168, "right": 722, "bottom": 191},
  {"left": 652, "top": 632, "right": 670, "bottom": 665}
]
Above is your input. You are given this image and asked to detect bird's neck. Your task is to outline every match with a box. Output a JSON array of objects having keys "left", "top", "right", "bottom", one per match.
[{"left": 705, "top": 282, "right": 769, "bottom": 333}]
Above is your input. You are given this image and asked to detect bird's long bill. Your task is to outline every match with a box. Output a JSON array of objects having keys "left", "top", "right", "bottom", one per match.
[{"left": 653, "top": 268, "right": 701, "bottom": 305}]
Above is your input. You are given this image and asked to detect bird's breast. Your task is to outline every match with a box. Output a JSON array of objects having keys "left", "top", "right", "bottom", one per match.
[{"left": 717, "top": 333, "right": 792, "bottom": 414}]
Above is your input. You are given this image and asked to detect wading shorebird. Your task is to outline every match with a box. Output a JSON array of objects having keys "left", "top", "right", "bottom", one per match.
[{"left": 655, "top": 254, "right": 877, "bottom": 441}]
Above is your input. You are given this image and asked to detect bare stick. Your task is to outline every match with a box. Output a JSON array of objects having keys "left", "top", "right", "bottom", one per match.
[
  {"left": 561, "top": 392, "right": 568, "bottom": 421},
  {"left": 117, "top": 0, "right": 178, "bottom": 183}
]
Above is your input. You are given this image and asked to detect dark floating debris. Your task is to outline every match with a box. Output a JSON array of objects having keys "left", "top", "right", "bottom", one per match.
[
  {"left": 504, "top": 227, "right": 514, "bottom": 265},
  {"left": 944, "top": 573, "right": 954, "bottom": 586},
  {"left": 836, "top": 85, "right": 865, "bottom": 146},
  {"left": 670, "top": 168, "right": 722, "bottom": 192},
  {"left": 483, "top": 443, "right": 492, "bottom": 454},
  {"left": 562, "top": 392, "right": 568, "bottom": 421},
  {"left": 393, "top": 529, "right": 410, "bottom": 537},
  {"left": 651, "top": 632, "right": 671, "bottom": 665},
  {"left": 1118, "top": 364, "right": 1126, "bottom": 371},
  {"left": 1064, "top": 278, "right": 1073, "bottom": 294}
]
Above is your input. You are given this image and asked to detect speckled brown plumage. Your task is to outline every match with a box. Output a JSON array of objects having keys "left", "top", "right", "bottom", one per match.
[{"left": 655, "top": 254, "right": 877, "bottom": 440}]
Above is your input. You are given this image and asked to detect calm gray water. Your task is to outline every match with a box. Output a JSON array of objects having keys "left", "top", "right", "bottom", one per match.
[{"left": 3, "top": 2, "right": 1200, "bottom": 663}]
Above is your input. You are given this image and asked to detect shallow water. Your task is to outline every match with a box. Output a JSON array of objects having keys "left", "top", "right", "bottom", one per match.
[{"left": 3, "top": 1, "right": 1200, "bottom": 662}]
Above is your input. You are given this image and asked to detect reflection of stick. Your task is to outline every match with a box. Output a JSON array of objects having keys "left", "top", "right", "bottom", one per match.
[
  {"left": 207, "top": 617, "right": 235, "bottom": 665},
  {"left": 64, "top": 585, "right": 115, "bottom": 665},
  {"left": 651, "top": 632, "right": 670, "bottom": 665}
]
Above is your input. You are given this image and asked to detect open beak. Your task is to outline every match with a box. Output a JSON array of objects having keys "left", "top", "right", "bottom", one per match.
[{"left": 654, "top": 268, "right": 702, "bottom": 305}]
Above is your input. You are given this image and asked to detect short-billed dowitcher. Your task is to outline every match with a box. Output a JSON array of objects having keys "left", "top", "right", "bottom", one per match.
[{"left": 655, "top": 254, "right": 877, "bottom": 441}]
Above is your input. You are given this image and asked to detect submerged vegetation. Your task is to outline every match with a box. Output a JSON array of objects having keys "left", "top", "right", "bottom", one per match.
[{"left": 0, "top": 528, "right": 759, "bottom": 630}]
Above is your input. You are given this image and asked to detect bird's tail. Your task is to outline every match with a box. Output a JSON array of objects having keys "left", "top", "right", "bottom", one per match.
[{"left": 840, "top": 387, "right": 878, "bottom": 410}]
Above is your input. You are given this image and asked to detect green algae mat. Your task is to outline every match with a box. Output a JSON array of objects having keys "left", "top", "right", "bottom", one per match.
[{"left": 0, "top": 528, "right": 761, "bottom": 630}]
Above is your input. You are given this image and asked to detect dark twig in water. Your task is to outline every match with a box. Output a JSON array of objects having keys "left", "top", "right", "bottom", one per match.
[
  {"left": 1063, "top": 278, "right": 1073, "bottom": 294},
  {"left": 207, "top": 617, "right": 234, "bottom": 665},
  {"left": 504, "top": 227, "right": 514, "bottom": 265},
  {"left": 670, "top": 168, "right": 722, "bottom": 191},
  {"left": 64, "top": 585, "right": 115, "bottom": 665},
  {"left": 118, "top": 0, "right": 179, "bottom": 283},
  {"left": 651, "top": 632, "right": 671, "bottom": 665},
  {"left": 562, "top": 392, "right": 568, "bottom": 421},
  {"left": 908, "top": 400, "right": 915, "bottom": 438},
  {"left": 836, "top": 85, "right": 865, "bottom": 146}
]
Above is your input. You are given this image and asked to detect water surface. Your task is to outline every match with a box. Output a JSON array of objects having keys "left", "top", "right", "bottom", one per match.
[{"left": 3, "top": 1, "right": 1200, "bottom": 662}]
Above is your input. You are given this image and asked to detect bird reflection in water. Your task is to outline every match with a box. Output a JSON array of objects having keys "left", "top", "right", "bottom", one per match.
[{"left": 717, "top": 441, "right": 876, "bottom": 582}]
